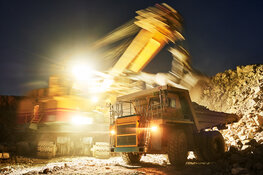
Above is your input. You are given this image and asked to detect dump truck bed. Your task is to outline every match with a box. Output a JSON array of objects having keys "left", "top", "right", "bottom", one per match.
[{"left": 192, "top": 102, "right": 239, "bottom": 130}]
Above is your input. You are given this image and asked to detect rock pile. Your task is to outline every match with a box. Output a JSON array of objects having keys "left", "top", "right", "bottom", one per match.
[
  {"left": 205, "top": 142, "right": 263, "bottom": 175},
  {"left": 198, "top": 64, "right": 263, "bottom": 114},
  {"left": 193, "top": 64, "right": 263, "bottom": 175},
  {"left": 195, "top": 64, "right": 263, "bottom": 149}
]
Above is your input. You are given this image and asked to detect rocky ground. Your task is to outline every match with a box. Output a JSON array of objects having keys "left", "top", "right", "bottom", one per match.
[
  {"left": 194, "top": 64, "right": 263, "bottom": 174},
  {"left": 1, "top": 145, "right": 263, "bottom": 175},
  {"left": 195, "top": 64, "right": 263, "bottom": 149},
  {"left": 0, "top": 155, "right": 214, "bottom": 175}
]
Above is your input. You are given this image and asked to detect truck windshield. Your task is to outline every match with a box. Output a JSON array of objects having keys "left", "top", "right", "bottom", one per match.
[{"left": 110, "top": 101, "right": 135, "bottom": 119}]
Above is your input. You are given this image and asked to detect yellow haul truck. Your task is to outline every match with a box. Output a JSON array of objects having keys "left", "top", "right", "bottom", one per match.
[
  {"left": 16, "top": 76, "right": 109, "bottom": 158},
  {"left": 110, "top": 85, "right": 238, "bottom": 167}
]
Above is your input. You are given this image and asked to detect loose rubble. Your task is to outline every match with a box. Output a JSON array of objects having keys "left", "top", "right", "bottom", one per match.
[
  {"left": 0, "top": 155, "right": 208, "bottom": 175},
  {"left": 0, "top": 156, "right": 143, "bottom": 175},
  {"left": 194, "top": 64, "right": 263, "bottom": 174},
  {"left": 2, "top": 152, "right": 262, "bottom": 175},
  {"left": 196, "top": 64, "right": 263, "bottom": 149},
  {"left": 202, "top": 141, "right": 263, "bottom": 175}
]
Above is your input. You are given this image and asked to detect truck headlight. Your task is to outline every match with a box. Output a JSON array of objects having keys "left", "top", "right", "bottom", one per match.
[
  {"left": 71, "top": 115, "right": 93, "bottom": 125},
  {"left": 110, "top": 130, "right": 116, "bottom": 135},
  {"left": 150, "top": 125, "right": 159, "bottom": 132}
]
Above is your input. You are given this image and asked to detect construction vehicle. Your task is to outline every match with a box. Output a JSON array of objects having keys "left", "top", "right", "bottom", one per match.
[
  {"left": 14, "top": 3, "right": 202, "bottom": 159},
  {"left": 16, "top": 76, "right": 110, "bottom": 158},
  {"left": 14, "top": 3, "right": 184, "bottom": 158},
  {"left": 91, "top": 2, "right": 204, "bottom": 99},
  {"left": 109, "top": 85, "right": 239, "bottom": 167}
]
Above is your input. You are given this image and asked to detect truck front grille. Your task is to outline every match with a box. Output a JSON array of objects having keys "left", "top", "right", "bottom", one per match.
[
  {"left": 116, "top": 123, "right": 137, "bottom": 146},
  {"left": 117, "top": 135, "right": 136, "bottom": 146}
]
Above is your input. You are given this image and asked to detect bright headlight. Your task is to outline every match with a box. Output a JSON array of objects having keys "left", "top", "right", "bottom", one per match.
[
  {"left": 110, "top": 130, "right": 116, "bottom": 135},
  {"left": 150, "top": 125, "right": 159, "bottom": 132},
  {"left": 71, "top": 115, "right": 93, "bottom": 125}
]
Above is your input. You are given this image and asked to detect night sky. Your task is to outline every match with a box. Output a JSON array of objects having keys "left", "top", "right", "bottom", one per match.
[{"left": 0, "top": 0, "right": 263, "bottom": 95}]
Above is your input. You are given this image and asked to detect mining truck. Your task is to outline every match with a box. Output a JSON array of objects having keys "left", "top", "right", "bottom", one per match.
[
  {"left": 109, "top": 85, "right": 239, "bottom": 167},
  {"left": 16, "top": 76, "right": 110, "bottom": 158}
]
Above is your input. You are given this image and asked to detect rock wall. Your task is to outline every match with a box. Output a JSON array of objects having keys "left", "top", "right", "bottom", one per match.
[{"left": 195, "top": 64, "right": 263, "bottom": 149}]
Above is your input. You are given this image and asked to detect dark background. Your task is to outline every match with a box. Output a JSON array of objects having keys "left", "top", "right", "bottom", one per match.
[{"left": 0, "top": 0, "right": 263, "bottom": 95}]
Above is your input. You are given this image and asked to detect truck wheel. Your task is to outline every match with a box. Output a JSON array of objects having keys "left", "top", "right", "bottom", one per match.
[
  {"left": 194, "top": 148, "right": 205, "bottom": 161},
  {"left": 195, "top": 132, "right": 207, "bottom": 161},
  {"left": 202, "top": 131, "right": 225, "bottom": 161},
  {"left": 168, "top": 129, "right": 188, "bottom": 168},
  {"left": 37, "top": 141, "right": 56, "bottom": 158},
  {"left": 121, "top": 153, "right": 142, "bottom": 164}
]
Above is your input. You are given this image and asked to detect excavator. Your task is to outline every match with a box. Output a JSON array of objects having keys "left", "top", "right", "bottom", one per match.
[{"left": 15, "top": 3, "right": 202, "bottom": 158}]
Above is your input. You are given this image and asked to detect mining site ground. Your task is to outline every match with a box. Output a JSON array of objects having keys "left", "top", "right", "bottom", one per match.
[
  {"left": 1, "top": 141, "right": 263, "bottom": 175},
  {"left": 0, "top": 155, "right": 217, "bottom": 175}
]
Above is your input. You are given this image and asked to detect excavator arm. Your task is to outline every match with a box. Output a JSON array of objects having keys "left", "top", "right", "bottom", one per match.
[
  {"left": 72, "top": 3, "right": 190, "bottom": 98},
  {"left": 110, "top": 3, "right": 184, "bottom": 76}
]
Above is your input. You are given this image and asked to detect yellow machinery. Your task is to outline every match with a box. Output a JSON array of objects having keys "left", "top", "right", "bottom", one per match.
[
  {"left": 16, "top": 76, "right": 110, "bottom": 158},
  {"left": 94, "top": 3, "right": 187, "bottom": 98},
  {"left": 110, "top": 3, "right": 184, "bottom": 76}
]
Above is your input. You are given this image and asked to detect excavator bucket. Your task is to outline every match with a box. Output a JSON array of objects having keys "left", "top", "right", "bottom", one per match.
[{"left": 110, "top": 3, "right": 184, "bottom": 75}]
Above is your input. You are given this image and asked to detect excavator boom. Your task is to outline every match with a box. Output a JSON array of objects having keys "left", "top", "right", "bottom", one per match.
[{"left": 110, "top": 3, "right": 184, "bottom": 75}]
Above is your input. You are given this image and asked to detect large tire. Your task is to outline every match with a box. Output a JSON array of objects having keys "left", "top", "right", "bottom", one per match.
[
  {"left": 168, "top": 129, "right": 188, "bottom": 168},
  {"left": 194, "top": 132, "right": 208, "bottom": 161},
  {"left": 194, "top": 147, "right": 205, "bottom": 162},
  {"left": 121, "top": 153, "right": 142, "bottom": 165},
  {"left": 37, "top": 141, "right": 56, "bottom": 158},
  {"left": 200, "top": 131, "right": 225, "bottom": 161}
]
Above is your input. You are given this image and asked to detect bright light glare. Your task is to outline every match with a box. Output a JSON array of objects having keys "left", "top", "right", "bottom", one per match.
[
  {"left": 71, "top": 115, "right": 93, "bottom": 125},
  {"left": 88, "top": 78, "right": 114, "bottom": 93},
  {"left": 72, "top": 64, "right": 94, "bottom": 81},
  {"left": 110, "top": 130, "right": 116, "bottom": 135},
  {"left": 102, "top": 78, "right": 114, "bottom": 89},
  {"left": 91, "top": 96, "right": 99, "bottom": 103},
  {"left": 155, "top": 73, "right": 167, "bottom": 86},
  {"left": 151, "top": 125, "right": 158, "bottom": 132}
]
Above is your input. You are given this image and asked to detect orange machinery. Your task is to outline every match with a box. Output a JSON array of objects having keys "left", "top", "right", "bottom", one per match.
[{"left": 16, "top": 76, "right": 109, "bottom": 158}]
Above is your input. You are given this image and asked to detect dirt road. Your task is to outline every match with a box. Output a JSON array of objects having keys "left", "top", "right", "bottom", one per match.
[{"left": 0, "top": 155, "right": 213, "bottom": 175}]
